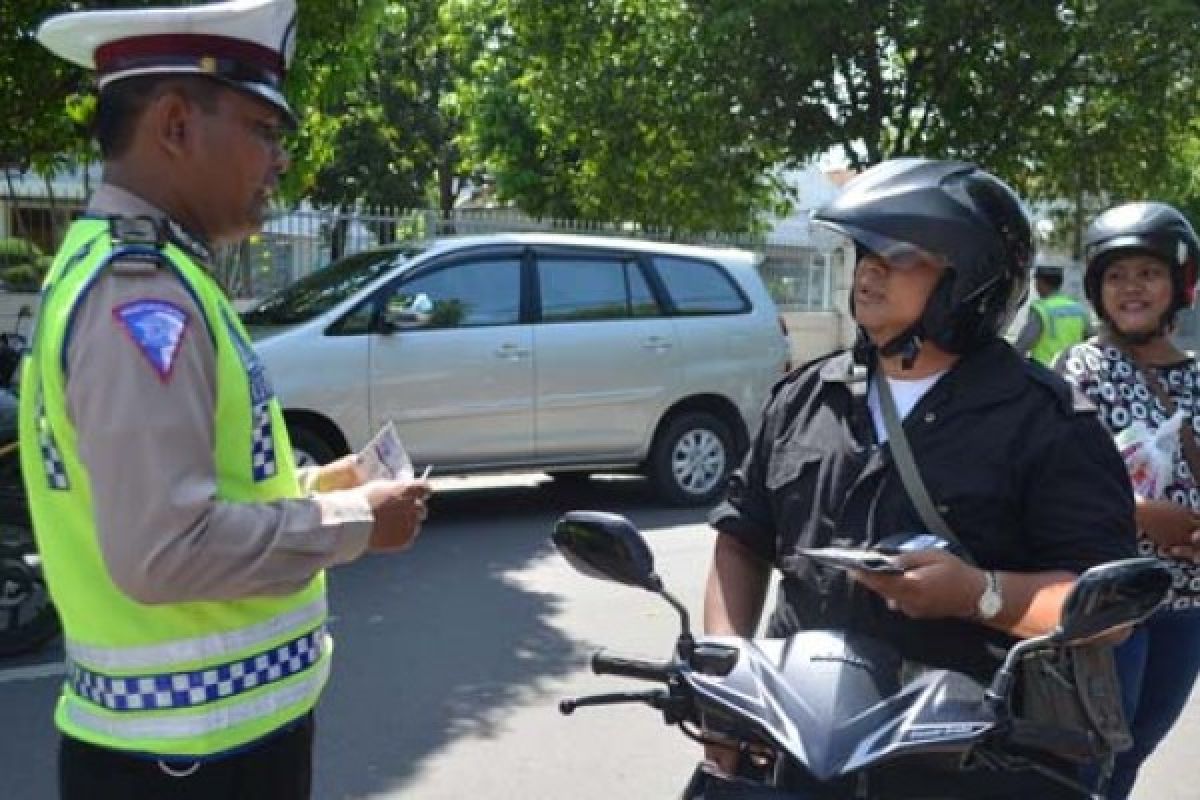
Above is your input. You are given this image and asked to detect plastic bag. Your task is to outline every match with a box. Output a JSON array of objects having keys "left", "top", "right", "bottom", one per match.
[{"left": 1114, "top": 408, "right": 1185, "bottom": 498}]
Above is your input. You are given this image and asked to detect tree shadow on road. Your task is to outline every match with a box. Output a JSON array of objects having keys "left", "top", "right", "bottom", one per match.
[{"left": 315, "top": 475, "right": 705, "bottom": 798}]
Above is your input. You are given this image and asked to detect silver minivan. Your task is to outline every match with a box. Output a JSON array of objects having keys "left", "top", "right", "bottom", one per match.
[{"left": 244, "top": 233, "right": 790, "bottom": 505}]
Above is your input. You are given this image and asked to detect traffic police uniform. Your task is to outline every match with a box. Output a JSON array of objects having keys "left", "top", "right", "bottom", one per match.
[
  {"left": 1029, "top": 292, "right": 1091, "bottom": 365},
  {"left": 24, "top": 2, "right": 375, "bottom": 795}
]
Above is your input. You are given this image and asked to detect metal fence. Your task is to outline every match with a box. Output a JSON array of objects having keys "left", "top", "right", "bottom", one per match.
[{"left": 1, "top": 185, "right": 842, "bottom": 311}]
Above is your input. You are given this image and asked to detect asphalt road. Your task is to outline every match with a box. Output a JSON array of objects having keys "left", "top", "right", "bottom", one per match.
[{"left": 0, "top": 474, "right": 1194, "bottom": 798}]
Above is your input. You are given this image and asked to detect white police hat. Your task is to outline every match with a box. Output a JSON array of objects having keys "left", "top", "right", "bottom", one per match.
[{"left": 37, "top": 0, "right": 298, "bottom": 124}]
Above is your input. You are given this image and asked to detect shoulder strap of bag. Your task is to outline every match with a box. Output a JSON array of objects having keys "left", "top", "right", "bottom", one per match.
[
  {"left": 875, "top": 368, "right": 978, "bottom": 567},
  {"left": 1128, "top": 353, "right": 1200, "bottom": 486}
]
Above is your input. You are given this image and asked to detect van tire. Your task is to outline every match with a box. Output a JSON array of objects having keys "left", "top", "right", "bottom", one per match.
[
  {"left": 289, "top": 424, "right": 337, "bottom": 467},
  {"left": 649, "top": 412, "right": 734, "bottom": 507}
]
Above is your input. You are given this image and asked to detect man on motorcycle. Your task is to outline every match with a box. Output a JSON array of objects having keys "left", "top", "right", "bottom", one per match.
[{"left": 703, "top": 159, "right": 1138, "bottom": 797}]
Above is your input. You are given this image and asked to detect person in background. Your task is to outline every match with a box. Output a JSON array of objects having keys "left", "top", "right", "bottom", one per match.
[
  {"left": 22, "top": 2, "right": 430, "bottom": 798},
  {"left": 1055, "top": 201, "right": 1200, "bottom": 800},
  {"left": 700, "top": 158, "right": 1136, "bottom": 798},
  {"left": 1015, "top": 264, "right": 1093, "bottom": 365}
]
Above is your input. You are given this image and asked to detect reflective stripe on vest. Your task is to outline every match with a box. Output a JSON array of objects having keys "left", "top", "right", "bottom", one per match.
[
  {"left": 69, "top": 626, "right": 324, "bottom": 711},
  {"left": 19, "top": 218, "right": 326, "bottom": 757},
  {"left": 1031, "top": 294, "right": 1089, "bottom": 366},
  {"left": 62, "top": 657, "right": 330, "bottom": 743},
  {"left": 65, "top": 597, "right": 326, "bottom": 672}
]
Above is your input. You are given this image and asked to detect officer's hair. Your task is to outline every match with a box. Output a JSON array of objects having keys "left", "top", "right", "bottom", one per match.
[
  {"left": 94, "top": 75, "right": 223, "bottom": 159},
  {"left": 1037, "top": 271, "right": 1065, "bottom": 290}
]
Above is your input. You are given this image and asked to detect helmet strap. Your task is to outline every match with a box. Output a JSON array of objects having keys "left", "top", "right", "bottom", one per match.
[{"left": 878, "top": 324, "right": 924, "bottom": 371}]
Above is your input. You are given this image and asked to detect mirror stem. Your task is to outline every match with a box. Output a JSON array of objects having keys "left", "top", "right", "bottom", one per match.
[
  {"left": 657, "top": 586, "right": 695, "bottom": 661},
  {"left": 985, "top": 634, "right": 1055, "bottom": 716}
]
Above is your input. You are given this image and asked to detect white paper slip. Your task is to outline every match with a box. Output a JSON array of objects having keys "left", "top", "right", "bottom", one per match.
[{"left": 359, "top": 421, "right": 413, "bottom": 481}]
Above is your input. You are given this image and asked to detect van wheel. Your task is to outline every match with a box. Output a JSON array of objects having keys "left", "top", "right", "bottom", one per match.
[
  {"left": 649, "top": 412, "right": 733, "bottom": 506},
  {"left": 289, "top": 424, "right": 337, "bottom": 467}
]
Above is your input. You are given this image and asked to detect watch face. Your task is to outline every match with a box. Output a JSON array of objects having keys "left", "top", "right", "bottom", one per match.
[
  {"left": 979, "top": 589, "right": 1002, "bottom": 618},
  {"left": 978, "top": 573, "right": 1002, "bottom": 619}
]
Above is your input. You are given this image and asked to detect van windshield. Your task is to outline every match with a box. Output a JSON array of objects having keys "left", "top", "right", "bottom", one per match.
[{"left": 241, "top": 247, "right": 419, "bottom": 325}]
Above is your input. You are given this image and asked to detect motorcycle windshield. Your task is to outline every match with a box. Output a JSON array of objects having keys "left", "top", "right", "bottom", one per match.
[{"left": 686, "top": 631, "right": 995, "bottom": 781}]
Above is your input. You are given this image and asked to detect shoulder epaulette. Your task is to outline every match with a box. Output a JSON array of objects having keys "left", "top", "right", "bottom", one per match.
[{"left": 109, "top": 215, "right": 166, "bottom": 248}]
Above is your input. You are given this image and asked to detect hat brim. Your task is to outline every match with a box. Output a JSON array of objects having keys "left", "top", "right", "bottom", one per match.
[{"left": 98, "top": 68, "right": 297, "bottom": 128}]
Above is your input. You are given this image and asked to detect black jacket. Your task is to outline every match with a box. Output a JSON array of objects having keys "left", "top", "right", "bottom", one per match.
[{"left": 711, "top": 338, "right": 1138, "bottom": 683}]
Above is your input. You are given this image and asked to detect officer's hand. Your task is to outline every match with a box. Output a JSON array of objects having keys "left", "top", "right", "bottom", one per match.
[
  {"left": 1138, "top": 498, "right": 1199, "bottom": 549},
  {"left": 315, "top": 454, "right": 367, "bottom": 492},
  {"left": 364, "top": 479, "right": 432, "bottom": 552},
  {"left": 852, "top": 549, "right": 983, "bottom": 620}
]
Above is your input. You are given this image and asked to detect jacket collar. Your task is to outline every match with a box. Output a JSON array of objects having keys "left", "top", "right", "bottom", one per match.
[{"left": 820, "top": 339, "right": 1028, "bottom": 411}]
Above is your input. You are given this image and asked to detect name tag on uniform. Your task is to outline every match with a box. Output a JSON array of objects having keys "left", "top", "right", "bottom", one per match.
[{"left": 113, "top": 299, "right": 190, "bottom": 382}]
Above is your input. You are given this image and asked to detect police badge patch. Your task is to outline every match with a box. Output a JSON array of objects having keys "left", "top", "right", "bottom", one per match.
[{"left": 113, "top": 299, "right": 190, "bottom": 382}]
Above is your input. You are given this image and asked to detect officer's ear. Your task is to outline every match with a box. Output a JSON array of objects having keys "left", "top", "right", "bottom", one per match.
[{"left": 147, "top": 86, "right": 198, "bottom": 158}]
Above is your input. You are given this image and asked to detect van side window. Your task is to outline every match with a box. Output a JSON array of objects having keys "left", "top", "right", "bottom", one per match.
[
  {"left": 538, "top": 256, "right": 663, "bottom": 322},
  {"left": 652, "top": 256, "right": 748, "bottom": 314},
  {"left": 389, "top": 258, "right": 521, "bottom": 328}
]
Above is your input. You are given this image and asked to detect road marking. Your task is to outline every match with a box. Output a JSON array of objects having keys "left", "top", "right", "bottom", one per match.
[{"left": 0, "top": 662, "right": 64, "bottom": 684}]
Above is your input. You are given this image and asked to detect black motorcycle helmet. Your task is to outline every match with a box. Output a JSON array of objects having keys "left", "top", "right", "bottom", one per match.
[
  {"left": 1082, "top": 202, "right": 1199, "bottom": 338},
  {"left": 812, "top": 158, "right": 1032, "bottom": 364}
]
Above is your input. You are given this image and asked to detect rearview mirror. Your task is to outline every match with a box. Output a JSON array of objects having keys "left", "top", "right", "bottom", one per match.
[
  {"left": 1057, "top": 557, "right": 1171, "bottom": 645},
  {"left": 552, "top": 511, "right": 662, "bottom": 592}
]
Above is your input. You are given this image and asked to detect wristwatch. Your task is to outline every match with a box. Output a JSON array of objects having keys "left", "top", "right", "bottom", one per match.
[{"left": 976, "top": 570, "right": 1003, "bottom": 621}]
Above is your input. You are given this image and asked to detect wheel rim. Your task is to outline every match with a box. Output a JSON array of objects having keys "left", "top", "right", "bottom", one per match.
[
  {"left": 670, "top": 428, "right": 726, "bottom": 496},
  {"left": 292, "top": 448, "right": 319, "bottom": 468},
  {"left": 0, "top": 556, "right": 50, "bottom": 631}
]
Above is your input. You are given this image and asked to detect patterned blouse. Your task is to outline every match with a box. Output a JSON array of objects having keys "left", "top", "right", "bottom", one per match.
[{"left": 1058, "top": 341, "right": 1200, "bottom": 610}]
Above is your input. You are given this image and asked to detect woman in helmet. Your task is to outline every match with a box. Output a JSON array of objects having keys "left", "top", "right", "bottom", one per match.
[
  {"left": 1055, "top": 201, "right": 1200, "bottom": 799},
  {"left": 702, "top": 158, "right": 1137, "bottom": 797}
]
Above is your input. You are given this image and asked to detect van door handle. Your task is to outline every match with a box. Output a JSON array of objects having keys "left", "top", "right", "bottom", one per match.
[
  {"left": 641, "top": 336, "right": 673, "bottom": 352},
  {"left": 494, "top": 343, "right": 530, "bottom": 360}
]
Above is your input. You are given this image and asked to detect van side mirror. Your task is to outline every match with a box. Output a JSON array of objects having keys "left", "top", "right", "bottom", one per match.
[{"left": 383, "top": 292, "right": 434, "bottom": 330}]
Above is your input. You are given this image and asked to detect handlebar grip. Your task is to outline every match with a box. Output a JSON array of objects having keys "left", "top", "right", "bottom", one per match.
[{"left": 591, "top": 650, "right": 672, "bottom": 683}]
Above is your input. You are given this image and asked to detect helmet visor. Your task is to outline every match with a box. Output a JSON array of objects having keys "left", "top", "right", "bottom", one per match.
[{"left": 816, "top": 219, "right": 949, "bottom": 272}]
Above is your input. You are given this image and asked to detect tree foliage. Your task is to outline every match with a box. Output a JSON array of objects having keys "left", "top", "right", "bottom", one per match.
[
  {"left": 702, "top": 0, "right": 1200, "bottom": 246},
  {"left": 451, "top": 0, "right": 787, "bottom": 234},
  {"left": 0, "top": 0, "right": 387, "bottom": 199},
  {"left": 309, "top": 1, "right": 477, "bottom": 214}
]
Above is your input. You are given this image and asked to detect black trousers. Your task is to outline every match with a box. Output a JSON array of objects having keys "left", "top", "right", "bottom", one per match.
[{"left": 59, "top": 712, "right": 313, "bottom": 800}]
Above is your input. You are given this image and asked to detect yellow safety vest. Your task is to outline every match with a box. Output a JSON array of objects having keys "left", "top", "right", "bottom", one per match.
[
  {"left": 18, "top": 217, "right": 328, "bottom": 758},
  {"left": 1031, "top": 293, "right": 1089, "bottom": 366}
]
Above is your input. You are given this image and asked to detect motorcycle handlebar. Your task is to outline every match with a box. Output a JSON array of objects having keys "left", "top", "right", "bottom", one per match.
[{"left": 591, "top": 650, "right": 673, "bottom": 683}]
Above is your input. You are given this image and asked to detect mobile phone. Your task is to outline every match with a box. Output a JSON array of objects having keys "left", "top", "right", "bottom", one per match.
[{"left": 797, "top": 547, "right": 906, "bottom": 574}]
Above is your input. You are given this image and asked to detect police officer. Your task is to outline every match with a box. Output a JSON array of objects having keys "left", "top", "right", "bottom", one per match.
[
  {"left": 702, "top": 159, "right": 1136, "bottom": 797},
  {"left": 23, "top": 2, "right": 430, "bottom": 798},
  {"left": 1014, "top": 264, "right": 1093, "bottom": 365}
]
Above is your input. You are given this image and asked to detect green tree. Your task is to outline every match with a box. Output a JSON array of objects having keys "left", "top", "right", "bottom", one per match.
[
  {"left": 0, "top": 0, "right": 387, "bottom": 200},
  {"left": 702, "top": 0, "right": 1200, "bottom": 245},
  {"left": 453, "top": 0, "right": 787, "bottom": 234},
  {"left": 309, "top": 1, "right": 478, "bottom": 215}
]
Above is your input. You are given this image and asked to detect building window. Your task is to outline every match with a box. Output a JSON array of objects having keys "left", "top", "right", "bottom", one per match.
[{"left": 760, "top": 249, "right": 833, "bottom": 311}]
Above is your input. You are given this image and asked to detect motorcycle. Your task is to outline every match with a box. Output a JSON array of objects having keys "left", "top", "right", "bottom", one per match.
[
  {"left": 553, "top": 511, "right": 1171, "bottom": 800},
  {"left": 0, "top": 305, "right": 60, "bottom": 657}
]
